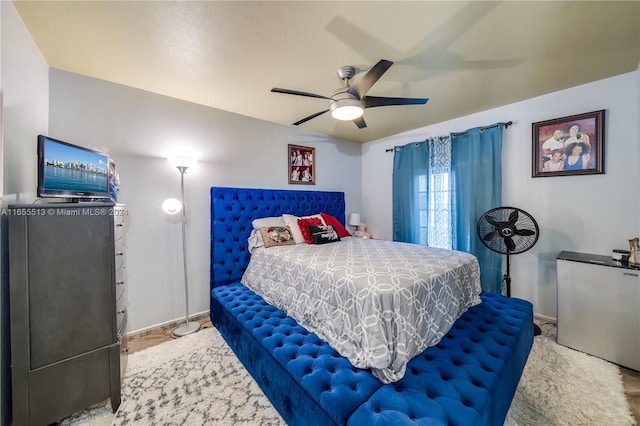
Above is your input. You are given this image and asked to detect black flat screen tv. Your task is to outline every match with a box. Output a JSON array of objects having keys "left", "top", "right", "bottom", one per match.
[{"left": 37, "top": 135, "right": 110, "bottom": 200}]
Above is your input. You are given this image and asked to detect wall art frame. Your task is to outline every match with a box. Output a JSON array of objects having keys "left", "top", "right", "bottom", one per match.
[
  {"left": 288, "top": 144, "right": 315, "bottom": 185},
  {"left": 532, "top": 110, "right": 605, "bottom": 178}
]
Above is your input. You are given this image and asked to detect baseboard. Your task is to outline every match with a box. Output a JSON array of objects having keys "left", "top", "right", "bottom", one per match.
[
  {"left": 127, "top": 310, "right": 210, "bottom": 339},
  {"left": 128, "top": 311, "right": 556, "bottom": 339},
  {"left": 534, "top": 313, "right": 556, "bottom": 324}
]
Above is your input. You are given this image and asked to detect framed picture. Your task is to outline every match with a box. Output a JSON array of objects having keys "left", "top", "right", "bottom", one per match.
[
  {"left": 532, "top": 110, "right": 605, "bottom": 178},
  {"left": 288, "top": 144, "right": 315, "bottom": 185}
]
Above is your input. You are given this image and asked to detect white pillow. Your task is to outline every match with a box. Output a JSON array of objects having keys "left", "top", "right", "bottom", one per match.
[
  {"left": 282, "top": 213, "right": 326, "bottom": 244},
  {"left": 247, "top": 229, "right": 264, "bottom": 253},
  {"left": 252, "top": 216, "right": 286, "bottom": 229}
]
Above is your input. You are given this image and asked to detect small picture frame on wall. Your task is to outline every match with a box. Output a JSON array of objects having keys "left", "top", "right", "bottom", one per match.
[
  {"left": 288, "top": 144, "right": 315, "bottom": 185},
  {"left": 532, "top": 110, "right": 605, "bottom": 178}
]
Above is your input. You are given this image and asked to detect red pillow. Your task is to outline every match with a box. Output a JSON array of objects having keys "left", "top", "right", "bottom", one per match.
[
  {"left": 297, "top": 217, "right": 324, "bottom": 244},
  {"left": 320, "top": 213, "right": 351, "bottom": 238}
]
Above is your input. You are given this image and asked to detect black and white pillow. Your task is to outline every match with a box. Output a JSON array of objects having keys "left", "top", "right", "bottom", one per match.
[{"left": 308, "top": 225, "right": 341, "bottom": 244}]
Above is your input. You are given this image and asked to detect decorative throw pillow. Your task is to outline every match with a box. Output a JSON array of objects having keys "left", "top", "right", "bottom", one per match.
[
  {"left": 258, "top": 226, "right": 296, "bottom": 248},
  {"left": 308, "top": 225, "right": 341, "bottom": 244},
  {"left": 283, "top": 213, "right": 326, "bottom": 244},
  {"left": 297, "top": 217, "right": 324, "bottom": 244},
  {"left": 320, "top": 213, "right": 351, "bottom": 238},
  {"left": 249, "top": 216, "right": 287, "bottom": 251}
]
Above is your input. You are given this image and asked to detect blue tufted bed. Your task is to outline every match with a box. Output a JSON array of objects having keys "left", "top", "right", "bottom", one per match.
[{"left": 210, "top": 187, "right": 534, "bottom": 425}]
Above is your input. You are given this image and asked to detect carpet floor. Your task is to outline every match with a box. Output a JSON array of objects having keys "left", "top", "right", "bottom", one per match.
[{"left": 61, "top": 321, "right": 634, "bottom": 425}]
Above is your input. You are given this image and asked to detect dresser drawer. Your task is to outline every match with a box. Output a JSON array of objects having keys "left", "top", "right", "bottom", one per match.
[
  {"left": 116, "top": 295, "right": 127, "bottom": 331},
  {"left": 113, "top": 205, "right": 128, "bottom": 242},
  {"left": 115, "top": 268, "right": 126, "bottom": 301},
  {"left": 117, "top": 314, "right": 128, "bottom": 379},
  {"left": 114, "top": 245, "right": 126, "bottom": 271}
]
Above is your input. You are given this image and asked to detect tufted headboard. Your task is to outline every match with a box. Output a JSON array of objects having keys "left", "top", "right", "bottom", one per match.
[{"left": 210, "top": 187, "right": 346, "bottom": 288}]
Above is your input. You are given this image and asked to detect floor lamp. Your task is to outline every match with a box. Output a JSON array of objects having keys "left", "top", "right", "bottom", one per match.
[{"left": 166, "top": 156, "right": 201, "bottom": 337}]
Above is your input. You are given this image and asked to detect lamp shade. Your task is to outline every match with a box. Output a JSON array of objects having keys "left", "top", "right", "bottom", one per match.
[
  {"left": 331, "top": 104, "right": 364, "bottom": 121},
  {"left": 162, "top": 198, "right": 183, "bottom": 215},
  {"left": 168, "top": 155, "right": 196, "bottom": 170},
  {"left": 330, "top": 90, "right": 364, "bottom": 121},
  {"left": 330, "top": 99, "right": 364, "bottom": 121},
  {"left": 348, "top": 213, "right": 361, "bottom": 226}
]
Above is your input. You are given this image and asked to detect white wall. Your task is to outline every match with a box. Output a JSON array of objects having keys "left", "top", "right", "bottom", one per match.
[
  {"left": 1, "top": 3, "right": 48, "bottom": 203},
  {"left": 362, "top": 71, "right": 640, "bottom": 320},
  {"left": 0, "top": 2, "right": 50, "bottom": 424},
  {"left": 48, "top": 69, "right": 362, "bottom": 333}
]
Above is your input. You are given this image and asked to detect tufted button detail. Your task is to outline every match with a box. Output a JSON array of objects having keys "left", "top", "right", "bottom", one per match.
[
  {"left": 344, "top": 291, "right": 533, "bottom": 425},
  {"left": 212, "top": 280, "right": 385, "bottom": 425},
  {"left": 213, "top": 284, "right": 533, "bottom": 426}
]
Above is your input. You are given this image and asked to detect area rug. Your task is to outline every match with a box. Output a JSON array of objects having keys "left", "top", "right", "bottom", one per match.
[
  {"left": 61, "top": 322, "right": 634, "bottom": 426},
  {"left": 504, "top": 322, "right": 634, "bottom": 425}
]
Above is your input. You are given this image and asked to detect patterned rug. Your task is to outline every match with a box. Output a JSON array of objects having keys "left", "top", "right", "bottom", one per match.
[{"left": 61, "top": 321, "right": 634, "bottom": 425}]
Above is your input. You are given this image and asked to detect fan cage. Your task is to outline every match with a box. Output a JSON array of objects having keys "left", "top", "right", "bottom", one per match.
[{"left": 477, "top": 207, "right": 539, "bottom": 255}]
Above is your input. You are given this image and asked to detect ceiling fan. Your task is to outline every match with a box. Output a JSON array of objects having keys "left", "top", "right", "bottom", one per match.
[{"left": 271, "top": 59, "right": 428, "bottom": 129}]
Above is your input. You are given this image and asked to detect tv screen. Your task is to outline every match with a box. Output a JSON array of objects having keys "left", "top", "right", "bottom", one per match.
[{"left": 37, "top": 135, "right": 110, "bottom": 200}]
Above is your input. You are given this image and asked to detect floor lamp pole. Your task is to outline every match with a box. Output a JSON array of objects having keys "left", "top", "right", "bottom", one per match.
[{"left": 173, "top": 165, "right": 201, "bottom": 337}]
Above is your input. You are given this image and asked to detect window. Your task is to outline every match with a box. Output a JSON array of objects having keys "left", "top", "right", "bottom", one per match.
[{"left": 417, "top": 172, "right": 452, "bottom": 249}]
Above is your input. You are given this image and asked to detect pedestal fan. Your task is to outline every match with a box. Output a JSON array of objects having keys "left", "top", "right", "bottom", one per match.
[{"left": 477, "top": 206, "right": 541, "bottom": 335}]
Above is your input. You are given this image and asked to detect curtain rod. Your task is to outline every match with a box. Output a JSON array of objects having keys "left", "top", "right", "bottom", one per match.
[{"left": 385, "top": 121, "right": 513, "bottom": 152}]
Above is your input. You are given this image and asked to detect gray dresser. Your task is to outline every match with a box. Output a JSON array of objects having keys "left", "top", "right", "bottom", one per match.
[{"left": 8, "top": 203, "right": 128, "bottom": 425}]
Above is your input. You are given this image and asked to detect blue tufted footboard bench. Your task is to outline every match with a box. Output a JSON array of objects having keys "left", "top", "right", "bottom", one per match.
[
  {"left": 211, "top": 283, "right": 533, "bottom": 425},
  {"left": 210, "top": 187, "right": 534, "bottom": 425}
]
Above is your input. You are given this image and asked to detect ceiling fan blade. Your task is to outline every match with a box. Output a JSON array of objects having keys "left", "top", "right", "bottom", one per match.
[
  {"left": 483, "top": 230, "right": 500, "bottom": 242},
  {"left": 507, "top": 210, "right": 519, "bottom": 226},
  {"left": 293, "top": 109, "right": 330, "bottom": 126},
  {"left": 348, "top": 59, "right": 393, "bottom": 99},
  {"left": 504, "top": 237, "right": 516, "bottom": 252},
  {"left": 271, "top": 88, "right": 330, "bottom": 100},
  {"left": 364, "top": 96, "right": 429, "bottom": 109},
  {"left": 515, "top": 229, "right": 536, "bottom": 236},
  {"left": 353, "top": 116, "right": 367, "bottom": 129}
]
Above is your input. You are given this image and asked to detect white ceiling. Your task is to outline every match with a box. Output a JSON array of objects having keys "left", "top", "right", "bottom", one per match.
[{"left": 13, "top": 1, "right": 640, "bottom": 143}]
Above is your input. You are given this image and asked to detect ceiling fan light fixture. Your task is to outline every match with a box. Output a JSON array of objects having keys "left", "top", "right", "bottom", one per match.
[{"left": 330, "top": 97, "right": 364, "bottom": 121}]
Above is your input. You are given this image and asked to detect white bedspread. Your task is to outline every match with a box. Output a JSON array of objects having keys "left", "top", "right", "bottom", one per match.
[{"left": 241, "top": 237, "right": 481, "bottom": 383}]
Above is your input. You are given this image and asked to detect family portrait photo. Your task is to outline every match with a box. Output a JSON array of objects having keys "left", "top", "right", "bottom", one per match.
[
  {"left": 288, "top": 144, "right": 315, "bottom": 185},
  {"left": 532, "top": 110, "right": 605, "bottom": 178}
]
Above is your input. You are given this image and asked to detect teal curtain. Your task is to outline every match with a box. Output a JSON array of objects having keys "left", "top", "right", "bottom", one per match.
[
  {"left": 451, "top": 124, "right": 504, "bottom": 293},
  {"left": 392, "top": 141, "right": 429, "bottom": 243}
]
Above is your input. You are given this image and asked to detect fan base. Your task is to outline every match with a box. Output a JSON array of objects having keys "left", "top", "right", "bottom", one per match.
[{"left": 336, "top": 66, "right": 356, "bottom": 81}]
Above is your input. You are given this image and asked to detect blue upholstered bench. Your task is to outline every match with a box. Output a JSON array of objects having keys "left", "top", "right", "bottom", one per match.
[{"left": 211, "top": 283, "right": 533, "bottom": 426}]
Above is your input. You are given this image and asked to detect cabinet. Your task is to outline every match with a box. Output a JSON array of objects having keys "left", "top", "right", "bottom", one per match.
[
  {"left": 8, "top": 203, "right": 128, "bottom": 425},
  {"left": 557, "top": 251, "right": 640, "bottom": 370}
]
